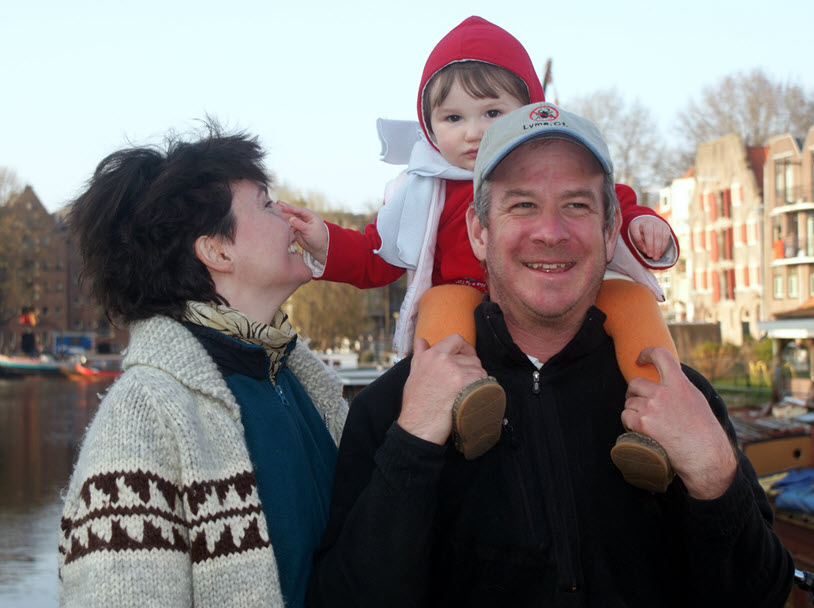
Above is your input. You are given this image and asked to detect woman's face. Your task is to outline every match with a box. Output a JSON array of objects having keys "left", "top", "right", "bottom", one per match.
[{"left": 220, "top": 179, "right": 312, "bottom": 317}]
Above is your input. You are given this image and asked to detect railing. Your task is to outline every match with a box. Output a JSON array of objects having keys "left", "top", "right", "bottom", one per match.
[{"left": 776, "top": 184, "right": 813, "bottom": 204}]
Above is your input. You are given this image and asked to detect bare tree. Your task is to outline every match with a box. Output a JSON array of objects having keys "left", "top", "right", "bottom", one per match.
[
  {"left": 0, "top": 167, "right": 22, "bottom": 206},
  {"left": 277, "top": 185, "right": 399, "bottom": 354},
  {"left": 566, "top": 88, "right": 669, "bottom": 195},
  {"left": 675, "top": 68, "right": 814, "bottom": 149},
  {"left": 0, "top": 170, "right": 24, "bottom": 325}
]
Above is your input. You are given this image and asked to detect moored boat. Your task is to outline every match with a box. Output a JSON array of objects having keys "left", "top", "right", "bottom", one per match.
[
  {"left": 62, "top": 354, "right": 123, "bottom": 381},
  {"left": 0, "top": 354, "right": 63, "bottom": 378}
]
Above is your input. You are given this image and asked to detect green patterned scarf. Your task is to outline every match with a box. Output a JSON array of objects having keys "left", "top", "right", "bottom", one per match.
[{"left": 183, "top": 301, "right": 296, "bottom": 380}]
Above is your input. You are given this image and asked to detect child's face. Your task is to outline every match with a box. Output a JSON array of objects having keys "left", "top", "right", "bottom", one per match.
[{"left": 429, "top": 81, "right": 525, "bottom": 171}]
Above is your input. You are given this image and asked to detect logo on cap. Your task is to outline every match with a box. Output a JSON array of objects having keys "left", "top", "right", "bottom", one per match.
[{"left": 530, "top": 105, "right": 559, "bottom": 122}]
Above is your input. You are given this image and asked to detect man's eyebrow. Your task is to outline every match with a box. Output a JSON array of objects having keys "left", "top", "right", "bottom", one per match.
[
  {"left": 500, "top": 188, "right": 535, "bottom": 200},
  {"left": 500, "top": 188, "right": 599, "bottom": 201},
  {"left": 561, "top": 188, "right": 599, "bottom": 202}
]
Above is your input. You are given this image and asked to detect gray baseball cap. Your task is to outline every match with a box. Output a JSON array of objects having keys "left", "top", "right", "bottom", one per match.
[{"left": 474, "top": 102, "right": 613, "bottom": 193}]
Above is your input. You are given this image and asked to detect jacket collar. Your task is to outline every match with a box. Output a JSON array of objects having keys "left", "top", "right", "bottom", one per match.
[{"left": 475, "top": 299, "right": 610, "bottom": 376}]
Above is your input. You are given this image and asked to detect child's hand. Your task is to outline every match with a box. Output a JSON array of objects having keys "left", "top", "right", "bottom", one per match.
[
  {"left": 630, "top": 216, "right": 670, "bottom": 261},
  {"left": 278, "top": 201, "right": 329, "bottom": 265}
]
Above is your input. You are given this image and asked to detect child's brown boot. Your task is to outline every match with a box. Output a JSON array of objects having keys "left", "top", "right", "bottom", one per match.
[
  {"left": 451, "top": 376, "right": 506, "bottom": 460},
  {"left": 610, "top": 431, "right": 675, "bottom": 493}
]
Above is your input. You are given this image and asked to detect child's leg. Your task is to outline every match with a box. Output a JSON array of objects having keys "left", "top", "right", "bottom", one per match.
[
  {"left": 595, "top": 279, "right": 679, "bottom": 383},
  {"left": 415, "top": 284, "right": 505, "bottom": 460},
  {"left": 597, "top": 278, "right": 679, "bottom": 493},
  {"left": 415, "top": 284, "right": 484, "bottom": 348}
]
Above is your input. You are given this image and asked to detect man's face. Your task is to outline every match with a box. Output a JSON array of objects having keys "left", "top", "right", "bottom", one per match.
[{"left": 467, "top": 139, "right": 620, "bottom": 333}]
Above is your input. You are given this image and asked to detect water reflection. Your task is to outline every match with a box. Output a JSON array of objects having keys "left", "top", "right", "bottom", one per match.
[{"left": 0, "top": 377, "right": 108, "bottom": 608}]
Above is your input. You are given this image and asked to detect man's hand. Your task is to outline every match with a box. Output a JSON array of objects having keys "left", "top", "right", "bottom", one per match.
[
  {"left": 629, "top": 216, "right": 671, "bottom": 261},
  {"left": 398, "top": 336, "right": 488, "bottom": 446},
  {"left": 621, "top": 347, "right": 737, "bottom": 500},
  {"left": 278, "top": 201, "right": 329, "bottom": 265}
]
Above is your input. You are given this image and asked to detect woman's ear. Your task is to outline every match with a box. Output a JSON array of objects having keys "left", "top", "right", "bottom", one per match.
[{"left": 195, "top": 235, "right": 233, "bottom": 273}]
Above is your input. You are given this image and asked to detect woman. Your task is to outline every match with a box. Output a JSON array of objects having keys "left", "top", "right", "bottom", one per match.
[{"left": 58, "top": 124, "right": 347, "bottom": 607}]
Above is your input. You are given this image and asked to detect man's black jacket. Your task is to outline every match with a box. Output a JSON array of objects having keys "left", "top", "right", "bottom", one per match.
[{"left": 308, "top": 301, "right": 793, "bottom": 607}]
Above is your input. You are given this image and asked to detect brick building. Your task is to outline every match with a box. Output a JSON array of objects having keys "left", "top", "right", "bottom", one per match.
[
  {"left": 0, "top": 186, "right": 128, "bottom": 355},
  {"left": 688, "top": 134, "right": 766, "bottom": 345}
]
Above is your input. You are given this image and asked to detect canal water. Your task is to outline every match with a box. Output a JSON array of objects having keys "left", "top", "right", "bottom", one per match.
[{"left": 0, "top": 377, "right": 109, "bottom": 608}]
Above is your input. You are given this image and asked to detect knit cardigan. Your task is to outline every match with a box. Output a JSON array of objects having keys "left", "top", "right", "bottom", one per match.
[{"left": 58, "top": 315, "right": 348, "bottom": 607}]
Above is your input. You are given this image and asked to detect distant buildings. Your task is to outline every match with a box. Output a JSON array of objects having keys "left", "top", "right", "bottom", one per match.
[
  {"left": 656, "top": 124, "right": 814, "bottom": 381},
  {"left": 758, "top": 126, "right": 814, "bottom": 374},
  {"left": 656, "top": 168, "right": 694, "bottom": 323},
  {"left": 688, "top": 133, "right": 766, "bottom": 345},
  {"left": 0, "top": 187, "right": 128, "bottom": 355},
  {"left": 4, "top": 124, "right": 814, "bottom": 379}
]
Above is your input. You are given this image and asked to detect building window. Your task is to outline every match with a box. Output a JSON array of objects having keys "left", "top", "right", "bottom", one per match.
[
  {"left": 789, "top": 273, "right": 799, "bottom": 298},
  {"left": 732, "top": 184, "right": 742, "bottom": 207},
  {"left": 774, "top": 273, "right": 784, "bottom": 299},
  {"left": 726, "top": 268, "right": 735, "bottom": 300},
  {"left": 708, "top": 193, "right": 717, "bottom": 222},
  {"left": 808, "top": 213, "right": 814, "bottom": 257},
  {"left": 809, "top": 272, "right": 814, "bottom": 297},
  {"left": 776, "top": 158, "right": 793, "bottom": 202},
  {"left": 711, "top": 232, "right": 719, "bottom": 262},
  {"left": 787, "top": 213, "right": 800, "bottom": 257},
  {"left": 55, "top": 282, "right": 63, "bottom": 292}
]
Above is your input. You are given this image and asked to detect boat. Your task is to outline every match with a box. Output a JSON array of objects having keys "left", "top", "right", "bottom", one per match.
[
  {"left": 62, "top": 354, "right": 123, "bottom": 381},
  {"left": 0, "top": 354, "right": 64, "bottom": 378},
  {"left": 730, "top": 405, "right": 814, "bottom": 606}
]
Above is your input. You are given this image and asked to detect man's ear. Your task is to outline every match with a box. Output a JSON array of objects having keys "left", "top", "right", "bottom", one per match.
[
  {"left": 605, "top": 206, "right": 622, "bottom": 264},
  {"left": 466, "top": 206, "right": 488, "bottom": 262},
  {"left": 195, "top": 234, "right": 233, "bottom": 273}
]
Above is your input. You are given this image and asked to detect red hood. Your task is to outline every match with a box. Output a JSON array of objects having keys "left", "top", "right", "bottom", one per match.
[{"left": 417, "top": 16, "right": 545, "bottom": 148}]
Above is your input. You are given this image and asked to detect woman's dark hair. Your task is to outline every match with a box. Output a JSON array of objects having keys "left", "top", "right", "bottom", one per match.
[{"left": 68, "top": 122, "right": 269, "bottom": 324}]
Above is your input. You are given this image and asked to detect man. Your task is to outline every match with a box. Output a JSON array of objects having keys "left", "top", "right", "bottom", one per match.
[{"left": 307, "top": 103, "right": 793, "bottom": 607}]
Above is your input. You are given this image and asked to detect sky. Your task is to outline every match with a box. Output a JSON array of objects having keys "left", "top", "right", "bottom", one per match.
[{"left": 2, "top": 0, "right": 813, "bottom": 214}]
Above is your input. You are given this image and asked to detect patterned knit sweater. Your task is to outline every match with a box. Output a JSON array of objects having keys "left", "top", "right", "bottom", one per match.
[{"left": 58, "top": 315, "right": 348, "bottom": 607}]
